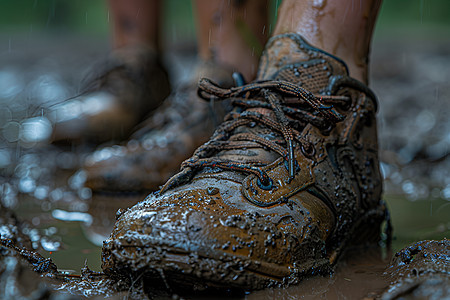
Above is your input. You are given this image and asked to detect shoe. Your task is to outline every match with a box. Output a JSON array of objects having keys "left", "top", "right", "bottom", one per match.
[
  {"left": 48, "top": 45, "right": 170, "bottom": 143},
  {"left": 101, "top": 33, "right": 388, "bottom": 292},
  {"left": 82, "top": 61, "right": 235, "bottom": 193}
]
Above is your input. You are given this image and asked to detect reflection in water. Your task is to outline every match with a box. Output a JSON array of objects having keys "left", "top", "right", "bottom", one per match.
[
  {"left": 9, "top": 188, "right": 446, "bottom": 298},
  {"left": 18, "top": 177, "right": 36, "bottom": 193},
  {"left": 0, "top": 107, "right": 12, "bottom": 127},
  {"left": 34, "top": 185, "right": 49, "bottom": 200},
  {"left": 2, "top": 121, "right": 20, "bottom": 143},
  {"left": 0, "top": 149, "right": 11, "bottom": 168},
  {"left": 249, "top": 247, "right": 390, "bottom": 300},
  {"left": 0, "top": 68, "right": 24, "bottom": 99},
  {"left": 52, "top": 209, "right": 93, "bottom": 225},
  {"left": 20, "top": 117, "right": 52, "bottom": 143},
  {"left": 29, "top": 74, "right": 69, "bottom": 105},
  {"left": 40, "top": 236, "right": 61, "bottom": 252}
]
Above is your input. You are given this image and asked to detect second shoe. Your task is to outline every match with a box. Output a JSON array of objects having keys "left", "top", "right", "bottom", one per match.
[{"left": 83, "top": 60, "right": 235, "bottom": 193}]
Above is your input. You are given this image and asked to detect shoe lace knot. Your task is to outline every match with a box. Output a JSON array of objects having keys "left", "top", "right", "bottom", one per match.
[{"left": 161, "top": 78, "right": 351, "bottom": 192}]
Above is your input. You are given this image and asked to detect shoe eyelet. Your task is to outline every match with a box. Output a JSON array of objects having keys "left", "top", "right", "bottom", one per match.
[
  {"left": 257, "top": 178, "right": 273, "bottom": 190},
  {"left": 339, "top": 94, "right": 353, "bottom": 111},
  {"left": 301, "top": 142, "right": 316, "bottom": 159},
  {"left": 321, "top": 123, "right": 334, "bottom": 136}
]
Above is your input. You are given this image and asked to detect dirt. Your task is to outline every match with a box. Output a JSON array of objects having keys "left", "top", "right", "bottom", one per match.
[
  {"left": 1, "top": 206, "right": 448, "bottom": 299},
  {"left": 381, "top": 239, "right": 450, "bottom": 300},
  {"left": 0, "top": 33, "right": 449, "bottom": 298}
]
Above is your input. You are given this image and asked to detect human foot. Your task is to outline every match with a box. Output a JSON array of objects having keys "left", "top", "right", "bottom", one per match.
[{"left": 48, "top": 45, "right": 170, "bottom": 143}]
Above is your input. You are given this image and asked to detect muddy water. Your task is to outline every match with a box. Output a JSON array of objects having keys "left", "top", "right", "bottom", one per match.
[
  {"left": 247, "top": 248, "right": 389, "bottom": 300},
  {"left": 1, "top": 34, "right": 449, "bottom": 298},
  {"left": 11, "top": 192, "right": 449, "bottom": 299}
]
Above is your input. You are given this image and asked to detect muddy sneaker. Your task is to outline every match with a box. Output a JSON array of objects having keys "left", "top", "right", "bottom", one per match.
[
  {"left": 82, "top": 61, "right": 235, "bottom": 193},
  {"left": 48, "top": 45, "right": 170, "bottom": 143},
  {"left": 101, "top": 33, "right": 389, "bottom": 292}
]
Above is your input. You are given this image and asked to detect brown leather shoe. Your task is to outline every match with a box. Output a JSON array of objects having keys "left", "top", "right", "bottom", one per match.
[
  {"left": 48, "top": 45, "right": 170, "bottom": 143},
  {"left": 102, "top": 34, "right": 389, "bottom": 292},
  {"left": 83, "top": 61, "right": 234, "bottom": 193}
]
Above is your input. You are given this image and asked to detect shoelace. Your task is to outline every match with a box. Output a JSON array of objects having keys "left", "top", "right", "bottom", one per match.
[{"left": 161, "top": 78, "right": 350, "bottom": 192}]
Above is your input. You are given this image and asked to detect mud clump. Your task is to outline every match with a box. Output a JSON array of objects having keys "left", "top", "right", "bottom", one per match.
[
  {"left": 380, "top": 239, "right": 450, "bottom": 300},
  {"left": 1, "top": 202, "right": 449, "bottom": 299},
  {"left": 0, "top": 204, "right": 126, "bottom": 299}
]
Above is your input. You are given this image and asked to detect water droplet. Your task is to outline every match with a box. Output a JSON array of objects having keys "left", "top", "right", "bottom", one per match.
[
  {"left": 50, "top": 188, "right": 64, "bottom": 202},
  {"left": 2, "top": 121, "right": 20, "bottom": 142},
  {"left": 416, "top": 110, "right": 436, "bottom": 132},
  {"left": 0, "top": 149, "right": 11, "bottom": 168},
  {"left": 20, "top": 117, "right": 52, "bottom": 143},
  {"left": 41, "top": 236, "right": 61, "bottom": 251},
  {"left": 56, "top": 152, "right": 77, "bottom": 169},
  {"left": 78, "top": 187, "right": 92, "bottom": 200},
  {"left": 30, "top": 74, "right": 68, "bottom": 105},
  {"left": 127, "top": 139, "right": 139, "bottom": 151},
  {"left": 52, "top": 209, "right": 93, "bottom": 225},
  {"left": 68, "top": 170, "right": 87, "bottom": 189},
  {"left": 19, "top": 177, "right": 36, "bottom": 193},
  {"left": 440, "top": 185, "right": 450, "bottom": 200},
  {"left": 0, "top": 107, "right": 12, "bottom": 127},
  {"left": 34, "top": 186, "right": 49, "bottom": 200},
  {"left": 0, "top": 68, "right": 24, "bottom": 99},
  {"left": 312, "top": 0, "right": 326, "bottom": 9}
]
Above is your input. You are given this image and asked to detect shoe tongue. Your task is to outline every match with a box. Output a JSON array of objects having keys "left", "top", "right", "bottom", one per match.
[
  {"left": 211, "top": 34, "right": 351, "bottom": 166},
  {"left": 256, "top": 33, "right": 349, "bottom": 94}
]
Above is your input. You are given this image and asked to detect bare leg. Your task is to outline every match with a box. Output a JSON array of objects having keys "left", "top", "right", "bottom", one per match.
[
  {"left": 108, "top": 0, "right": 161, "bottom": 50},
  {"left": 194, "top": 0, "right": 269, "bottom": 81},
  {"left": 273, "top": 0, "right": 382, "bottom": 83}
]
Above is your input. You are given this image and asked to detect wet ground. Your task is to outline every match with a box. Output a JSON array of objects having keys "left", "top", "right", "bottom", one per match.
[{"left": 0, "top": 32, "right": 449, "bottom": 298}]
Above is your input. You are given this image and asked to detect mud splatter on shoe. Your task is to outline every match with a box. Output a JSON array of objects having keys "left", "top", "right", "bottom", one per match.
[
  {"left": 101, "top": 33, "right": 389, "bottom": 292},
  {"left": 83, "top": 61, "right": 234, "bottom": 193}
]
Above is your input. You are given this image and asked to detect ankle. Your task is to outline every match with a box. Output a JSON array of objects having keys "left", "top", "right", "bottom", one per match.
[
  {"left": 110, "top": 44, "right": 160, "bottom": 69},
  {"left": 212, "top": 40, "right": 261, "bottom": 82},
  {"left": 273, "top": 0, "right": 381, "bottom": 84},
  {"left": 194, "top": 0, "right": 268, "bottom": 82}
]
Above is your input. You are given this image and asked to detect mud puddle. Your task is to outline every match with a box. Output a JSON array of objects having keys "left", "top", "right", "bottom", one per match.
[
  {"left": 6, "top": 192, "right": 448, "bottom": 299},
  {"left": 1, "top": 33, "right": 449, "bottom": 298},
  {"left": 248, "top": 247, "right": 390, "bottom": 300}
]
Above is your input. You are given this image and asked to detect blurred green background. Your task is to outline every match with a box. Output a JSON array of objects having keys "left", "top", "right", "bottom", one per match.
[{"left": 0, "top": 0, "right": 449, "bottom": 40}]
